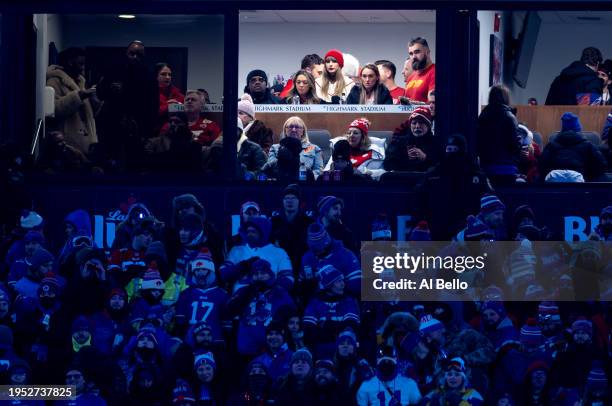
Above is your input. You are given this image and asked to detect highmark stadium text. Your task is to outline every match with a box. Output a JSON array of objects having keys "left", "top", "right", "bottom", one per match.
[{"left": 372, "top": 278, "right": 469, "bottom": 290}]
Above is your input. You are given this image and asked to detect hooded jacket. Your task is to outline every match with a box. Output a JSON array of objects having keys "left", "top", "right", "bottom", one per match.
[
  {"left": 538, "top": 131, "right": 607, "bottom": 181},
  {"left": 477, "top": 103, "right": 521, "bottom": 171},
  {"left": 546, "top": 61, "right": 603, "bottom": 105},
  {"left": 46, "top": 65, "right": 97, "bottom": 155}
]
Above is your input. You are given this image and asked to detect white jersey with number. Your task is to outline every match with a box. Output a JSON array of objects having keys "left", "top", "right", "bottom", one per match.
[{"left": 356, "top": 375, "right": 422, "bottom": 406}]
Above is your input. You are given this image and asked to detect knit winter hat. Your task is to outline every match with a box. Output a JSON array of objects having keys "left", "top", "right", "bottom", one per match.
[
  {"left": 20, "top": 211, "right": 43, "bottom": 230},
  {"left": 173, "top": 193, "right": 204, "bottom": 213},
  {"left": 307, "top": 222, "right": 332, "bottom": 252},
  {"left": 291, "top": 348, "right": 313, "bottom": 367},
  {"left": 371, "top": 214, "right": 392, "bottom": 241},
  {"left": 409, "top": 221, "right": 431, "bottom": 241},
  {"left": 194, "top": 352, "right": 216, "bottom": 370},
  {"left": 140, "top": 268, "right": 164, "bottom": 290},
  {"left": 520, "top": 319, "right": 543, "bottom": 346},
  {"left": 513, "top": 205, "right": 536, "bottom": 227},
  {"left": 145, "top": 241, "right": 168, "bottom": 264},
  {"left": 537, "top": 301, "right": 561, "bottom": 323},
  {"left": 480, "top": 194, "right": 505, "bottom": 216},
  {"left": 561, "top": 112, "right": 582, "bottom": 132},
  {"left": 524, "top": 284, "right": 546, "bottom": 300},
  {"left": 0, "top": 325, "right": 14, "bottom": 350},
  {"left": 481, "top": 301, "right": 506, "bottom": 319},
  {"left": 317, "top": 196, "right": 343, "bottom": 217},
  {"left": 525, "top": 360, "right": 549, "bottom": 379},
  {"left": 172, "top": 384, "right": 196, "bottom": 404},
  {"left": 75, "top": 247, "right": 106, "bottom": 266},
  {"left": 446, "top": 357, "right": 466, "bottom": 373},
  {"left": 324, "top": 49, "right": 344, "bottom": 68},
  {"left": 137, "top": 330, "right": 158, "bottom": 346},
  {"left": 246, "top": 69, "right": 268, "bottom": 85},
  {"left": 571, "top": 318, "right": 592, "bottom": 336},
  {"left": 337, "top": 328, "right": 358, "bottom": 347},
  {"left": 409, "top": 107, "right": 433, "bottom": 126},
  {"left": 39, "top": 273, "right": 60, "bottom": 295},
  {"left": 315, "top": 359, "right": 336, "bottom": 374},
  {"left": 71, "top": 316, "right": 91, "bottom": 335},
  {"left": 318, "top": 264, "right": 344, "bottom": 290},
  {"left": 586, "top": 363, "right": 608, "bottom": 391},
  {"left": 178, "top": 212, "right": 203, "bottom": 233},
  {"left": 482, "top": 285, "right": 504, "bottom": 301},
  {"left": 464, "top": 215, "right": 494, "bottom": 241},
  {"left": 240, "top": 201, "right": 260, "bottom": 216},
  {"left": 349, "top": 118, "right": 370, "bottom": 137},
  {"left": 342, "top": 53, "right": 359, "bottom": 77},
  {"left": 193, "top": 322, "right": 212, "bottom": 337},
  {"left": 24, "top": 231, "right": 45, "bottom": 244},
  {"left": 29, "top": 248, "right": 54, "bottom": 270},
  {"left": 251, "top": 258, "right": 274, "bottom": 279},
  {"left": 517, "top": 124, "right": 534, "bottom": 147},
  {"left": 419, "top": 314, "right": 444, "bottom": 335},
  {"left": 109, "top": 287, "right": 128, "bottom": 301},
  {"left": 283, "top": 184, "right": 301, "bottom": 201},
  {"left": 238, "top": 93, "right": 256, "bottom": 119},
  {"left": 190, "top": 252, "right": 215, "bottom": 273}
]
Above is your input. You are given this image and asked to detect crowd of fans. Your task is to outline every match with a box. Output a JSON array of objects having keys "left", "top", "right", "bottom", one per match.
[{"left": 0, "top": 186, "right": 610, "bottom": 405}]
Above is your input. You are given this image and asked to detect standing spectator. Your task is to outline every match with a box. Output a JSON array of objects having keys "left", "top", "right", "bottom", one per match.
[
  {"left": 235, "top": 118, "right": 268, "bottom": 178},
  {"left": 539, "top": 112, "right": 607, "bottom": 181},
  {"left": 8, "top": 231, "right": 47, "bottom": 289},
  {"left": 221, "top": 216, "right": 293, "bottom": 292},
  {"left": 479, "top": 301, "right": 519, "bottom": 352},
  {"left": 227, "top": 360, "right": 273, "bottom": 405},
  {"left": 405, "top": 37, "right": 436, "bottom": 103},
  {"left": 456, "top": 195, "right": 507, "bottom": 241},
  {"left": 64, "top": 248, "right": 108, "bottom": 316},
  {"left": 156, "top": 62, "right": 184, "bottom": 125},
  {"left": 346, "top": 63, "right": 393, "bottom": 105},
  {"left": 284, "top": 70, "right": 322, "bottom": 105},
  {"left": 590, "top": 205, "right": 612, "bottom": 241},
  {"left": 53, "top": 367, "right": 108, "bottom": 405},
  {"left": 303, "top": 265, "right": 360, "bottom": 358},
  {"left": 46, "top": 47, "right": 97, "bottom": 156},
  {"left": 375, "top": 60, "right": 406, "bottom": 104},
  {"left": 316, "top": 195, "right": 356, "bottom": 253},
  {"left": 252, "top": 321, "right": 294, "bottom": 383},
  {"left": 271, "top": 184, "right": 314, "bottom": 273},
  {"left": 313, "top": 359, "right": 351, "bottom": 405},
  {"left": 597, "top": 60, "right": 612, "bottom": 105},
  {"left": 384, "top": 107, "right": 442, "bottom": 172},
  {"left": 581, "top": 365, "right": 609, "bottom": 406},
  {"left": 244, "top": 70, "right": 281, "bottom": 104},
  {"left": 58, "top": 209, "right": 93, "bottom": 269},
  {"left": 546, "top": 47, "right": 604, "bottom": 105},
  {"left": 13, "top": 247, "right": 54, "bottom": 299},
  {"left": 356, "top": 347, "right": 422, "bottom": 405},
  {"left": 237, "top": 95, "right": 274, "bottom": 155},
  {"left": 315, "top": 49, "right": 355, "bottom": 103},
  {"left": 417, "top": 133, "right": 492, "bottom": 240},
  {"left": 192, "top": 352, "right": 222, "bottom": 404},
  {"left": 518, "top": 361, "right": 553, "bottom": 406},
  {"left": 273, "top": 348, "right": 318, "bottom": 406},
  {"left": 228, "top": 259, "right": 296, "bottom": 356},
  {"left": 421, "top": 357, "right": 484, "bottom": 405},
  {"left": 266, "top": 116, "right": 324, "bottom": 179},
  {"left": 111, "top": 202, "right": 160, "bottom": 250},
  {"left": 477, "top": 84, "right": 522, "bottom": 184},
  {"left": 109, "top": 219, "right": 153, "bottom": 290},
  {"left": 324, "top": 118, "right": 385, "bottom": 180},
  {"left": 96, "top": 41, "right": 158, "bottom": 169}
]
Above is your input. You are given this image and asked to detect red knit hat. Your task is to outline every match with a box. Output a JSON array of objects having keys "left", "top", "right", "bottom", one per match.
[
  {"left": 349, "top": 118, "right": 370, "bottom": 137},
  {"left": 324, "top": 49, "right": 344, "bottom": 68},
  {"left": 409, "top": 107, "right": 433, "bottom": 126}
]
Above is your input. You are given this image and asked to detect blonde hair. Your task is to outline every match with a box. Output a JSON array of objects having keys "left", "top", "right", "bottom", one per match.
[
  {"left": 358, "top": 64, "right": 384, "bottom": 105},
  {"left": 348, "top": 118, "right": 372, "bottom": 151},
  {"left": 281, "top": 116, "right": 309, "bottom": 143},
  {"left": 321, "top": 62, "right": 348, "bottom": 98}
]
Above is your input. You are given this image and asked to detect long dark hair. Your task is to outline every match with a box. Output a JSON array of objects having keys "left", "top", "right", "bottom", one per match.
[
  {"left": 488, "top": 84, "right": 511, "bottom": 106},
  {"left": 358, "top": 64, "right": 383, "bottom": 104}
]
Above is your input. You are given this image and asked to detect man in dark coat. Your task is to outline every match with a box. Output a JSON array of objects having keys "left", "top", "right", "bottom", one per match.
[
  {"left": 546, "top": 47, "right": 604, "bottom": 105},
  {"left": 96, "top": 41, "right": 159, "bottom": 169},
  {"left": 244, "top": 70, "right": 281, "bottom": 104},
  {"left": 539, "top": 112, "right": 607, "bottom": 181},
  {"left": 418, "top": 134, "right": 493, "bottom": 240}
]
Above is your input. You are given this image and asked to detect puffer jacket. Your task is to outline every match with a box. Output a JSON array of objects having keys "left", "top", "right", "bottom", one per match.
[{"left": 324, "top": 136, "right": 386, "bottom": 179}]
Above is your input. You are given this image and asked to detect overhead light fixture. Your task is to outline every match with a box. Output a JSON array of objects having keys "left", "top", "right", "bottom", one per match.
[{"left": 118, "top": 14, "right": 136, "bottom": 19}]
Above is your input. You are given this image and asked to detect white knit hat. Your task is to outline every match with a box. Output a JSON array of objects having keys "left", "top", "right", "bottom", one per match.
[{"left": 238, "top": 93, "right": 255, "bottom": 119}]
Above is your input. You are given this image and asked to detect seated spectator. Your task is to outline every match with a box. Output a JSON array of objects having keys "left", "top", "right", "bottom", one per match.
[
  {"left": 237, "top": 94, "right": 273, "bottom": 155},
  {"left": 192, "top": 352, "right": 222, "bottom": 404},
  {"left": 597, "top": 59, "right": 612, "bottom": 105},
  {"left": 59, "top": 367, "right": 108, "bottom": 405},
  {"left": 313, "top": 359, "right": 352, "bottom": 405},
  {"left": 244, "top": 70, "right": 281, "bottom": 104},
  {"left": 456, "top": 195, "right": 507, "bottom": 241},
  {"left": 160, "top": 90, "right": 220, "bottom": 146},
  {"left": 13, "top": 248, "right": 54, "bottom": 299},
  {"left": 384, "top": 107, "right": 441, "bottom": 172},
  {"left": 324, "top": 118, "right": 385, "bottom": 179},
  {"left": 357, "top": 347, "right": 422, "bottom": 405},
  {"left": 37, "top": 129, "right": 93, "bottom": 174},
  {"left": 303, "top": 265, "right": 359, "bottom": 359},
  {"left": 517, "top": 124, "right": 541, "bottom": 182},
  {"left": 318, "top": 140, "right": 371, "bottom": 183},
  {"left": 109, "top": 218, "right": 153, "bottom": 289},
  {"left": 417, "top": 134, "right": 492, "bottom": 240},
  {"left": 228, "top": 360, "right": 274, "bottom": 405},
  {"left": 252, "top": 321, "right": 294, "bottom": 383},
  {"left": 546, "top": 47, "right": 604, "bottom": 105},
  {"left": 46, "top": 47, "right": 97, "bottom": 156},
  {"left": 274, "top": 348, "right": 318, "bottom": 406},
  {"left": 8, "top": 230, "right": 46, "bottom": 286},
  {"left": 145, "top": 112, "right": 203, "bottom": 171},
  {"left": 346, "top": 63, "right": 393, "bottom": 105},
  {"left": 342, "top": 53, "right": 361, "bottom": 84},
  {"left": 315, "top": 50, "right": 355, "bottom": 103},
  {"left": 156, "top": 62, "right": 185, "bottom": 124},
  {"left": 58, "top": 209, "right": 94, "bottom": 269},
  {"left": 111, "top": 202, "right": 160, "bottom": 250},
  {"left": 267, "top": 116, "right": 323, "bottom": 178},
  {"left": 175, "top": 211, "right": 223, "bottom": 275},
  {"left": 280, "top": 54, "right": 325, "bottom": 99},
  {"left": 238, "top": 94, "right": 256, "bottom": 130},
  {"left": 221, "top": 216, "right": 293, "bottom": 291},
  {"left": 284, "top": 70, "right": 322, "bottom": 105},
  {"left": 477, "top": 84, "right": 522, "bottom": 184},
  {"left": 128, "top": 268, "right": 166, "bottom": 322},
  {"left": 263, "top": 136, "right": 315, "bottom": 182},
  {"left": 375, "top": 59, "right": 406, "bottom": 104},
  {"left": 581, "top": 364, "right": 609, "bottom": 406},
  {"left": 236, "top": 118, "right": 268, "bottom": 179},
  {"left": 421, "top": 357, "right": 484, "bottom": 405},
  {"left": 228, "top": 259, "right": 296, "bottom": 356},
  {"left": 480, "top": 301, "right": 519, "bottom": 352},
  {"left": 539, "top": 112, "right": 607, "bottom": 181}
]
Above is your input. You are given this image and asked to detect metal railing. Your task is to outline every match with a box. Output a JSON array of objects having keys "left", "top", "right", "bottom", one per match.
[{"left": 30, "top": 118, "right": 43, "bottom": 157}]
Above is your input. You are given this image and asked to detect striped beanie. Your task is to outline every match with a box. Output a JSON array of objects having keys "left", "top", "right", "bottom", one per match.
[
  {"left": 464, "top": 215, "right": 494, "bottom": 241},
  {"left": 307, "top": 222, "right": 332, "bottom": 253},
  {"left": 190, "top": 252, "right": 215, "bottom": 273},
  {"left": 409, "top": 221, "right": 431, "bottom": 241},
  {"left": 520, "top": 319, "right": 543, "bottom": 347},
  {"left": 419, "top": 314, "right": 444, "bottom": 335},
  {"left": 480, "top": 195, "right": 505, "bottom": 216},
  {"left": 409, "top": 107, "right": 433, "bottom": 126},
  {"left": 481, "top": 301, "right": 506, "bottom": 319},
  {"left": 537, "top": 301, "right": 561, "bottom": 323},
  {"left": 571, "top": 318, "right": 592, "bottom": 336},
  {"left": 141, "top": 268, "right": 164, "bottom": 290},
  {"left": 194, "top": 352, "right": 216, "bottom": 370},
  {"left": 318, "top": 264, "right": 343, "bottom": 290},
  {"left": 587, "top": 364, "right": 608, "bottom": 391},
  {"left": 317, "top": 195, "right": 343, "bottom": 217}
]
